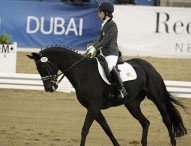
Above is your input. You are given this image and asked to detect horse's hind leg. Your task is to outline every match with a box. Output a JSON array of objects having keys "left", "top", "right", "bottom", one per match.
[
  {"left": 147, "top": 94, "right": 176, "bottom": 146},
  {"left": 95, "top": 111, "right": 120, "bottom": 146},
  {"left": 124, "top": 95, "right": 150, "bottom": 146}
]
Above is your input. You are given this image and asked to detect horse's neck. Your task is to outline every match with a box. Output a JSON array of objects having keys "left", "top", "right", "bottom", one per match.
[
  {"left": 56, "top": 51, "right": 89, "bottom": 89},
  {"left": 52, "top": 49, "right": 81, "bottom": 72},
  {"left": 62, "top": 58, "right": 96, "bottom": 91}
]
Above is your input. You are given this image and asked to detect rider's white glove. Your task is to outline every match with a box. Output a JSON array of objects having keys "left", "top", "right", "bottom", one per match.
[{"left": 87, "top": 45, "right": 96, "bottom": 56}]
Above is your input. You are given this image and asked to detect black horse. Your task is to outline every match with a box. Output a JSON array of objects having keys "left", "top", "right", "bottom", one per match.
[{"left": 27, "top": 46, "right": 187, "bottom": 146}]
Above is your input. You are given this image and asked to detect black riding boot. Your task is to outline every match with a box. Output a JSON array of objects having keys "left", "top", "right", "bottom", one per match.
[{"left": 110, "top": 67, "right": 128, "bottom": 99}]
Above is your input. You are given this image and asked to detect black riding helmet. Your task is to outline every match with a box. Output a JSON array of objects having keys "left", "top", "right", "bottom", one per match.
[{"left": 98, "top": 2, "right": 114, "bottom": 13}]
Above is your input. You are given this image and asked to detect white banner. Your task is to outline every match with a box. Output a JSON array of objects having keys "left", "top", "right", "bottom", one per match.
[
  {"left": 0, "top": 42, "right": 17, "bottom": 73},
  {"left": 114, "top": 6, "right": 191, "bottom": 58}
]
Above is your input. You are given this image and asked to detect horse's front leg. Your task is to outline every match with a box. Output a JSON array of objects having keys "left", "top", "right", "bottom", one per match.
[
  {"left": 80, "top": 109, "right": 95, "bottom": 146},
  {"left": 95, "top": 111, "right": 120, "bottom": 146}
]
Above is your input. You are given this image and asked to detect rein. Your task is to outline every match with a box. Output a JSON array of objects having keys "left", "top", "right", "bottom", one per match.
[{"left": 57, "top": 53, "right": 91, "bottom": 84}]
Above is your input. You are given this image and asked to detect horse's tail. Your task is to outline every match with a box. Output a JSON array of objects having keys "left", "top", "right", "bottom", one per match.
[
  {"left": 143, "top": 59, "right": 187, "bottom": 138},
  {"left": 161, "top": 81, "right": 188, "bottom": 137}
]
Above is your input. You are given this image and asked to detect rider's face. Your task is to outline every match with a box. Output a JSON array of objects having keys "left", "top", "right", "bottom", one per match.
[{"left": 98, "top": 11, "right": 105, "bottom": 21}]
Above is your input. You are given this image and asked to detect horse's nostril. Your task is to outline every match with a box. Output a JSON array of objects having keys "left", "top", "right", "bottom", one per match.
[
  {"left": 45, "top": 89, "right": 49, "bottom": 92},
  {"left": 45, "top": 86, "right": 56, "bottom": 92}
]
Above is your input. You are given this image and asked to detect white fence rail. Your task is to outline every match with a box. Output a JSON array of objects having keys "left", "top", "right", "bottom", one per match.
[
  {"left": 164, "top": 81, "right": 191, "bottom": 98},
  {"left": 0, "top": 73, "right": 75, "bottom": 93},
  {"left": 0, "top": 73, "right": 191, "bottom": 98}
]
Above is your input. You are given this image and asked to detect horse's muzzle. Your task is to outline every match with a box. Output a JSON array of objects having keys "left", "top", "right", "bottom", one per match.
[{"left": 44, "top": 83, "right": 58, "bottom": 92}]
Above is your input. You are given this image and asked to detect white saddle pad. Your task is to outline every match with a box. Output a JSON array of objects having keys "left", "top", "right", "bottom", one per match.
[{"left": 96, "top": 58, "right": 137, "bottom": 85}]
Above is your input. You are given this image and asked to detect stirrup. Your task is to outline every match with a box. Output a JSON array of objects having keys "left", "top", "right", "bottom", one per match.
[{"left": 118, "top": 88, "right": 128, "bottom": 99}]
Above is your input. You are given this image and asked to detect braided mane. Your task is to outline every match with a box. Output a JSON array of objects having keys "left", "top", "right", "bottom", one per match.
[{"left": 40, "top": 45, "right": 83, "bottom": 57}]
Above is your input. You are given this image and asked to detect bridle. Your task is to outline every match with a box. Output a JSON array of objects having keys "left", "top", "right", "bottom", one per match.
[
  {"left": 36, "top": 53, "right": 90, "bottom": 86},
  {"left": 36, "top": 57, "right": 59, "bottom": 84}
]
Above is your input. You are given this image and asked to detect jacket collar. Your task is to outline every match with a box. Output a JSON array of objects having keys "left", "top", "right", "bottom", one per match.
[{"left": 102, "top": 18, "right": 111, "bottom": 28}]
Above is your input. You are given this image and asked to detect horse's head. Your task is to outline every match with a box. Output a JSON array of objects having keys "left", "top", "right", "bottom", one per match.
[{"left": 27, "top": 52, "right": 59, "bottom": 92}]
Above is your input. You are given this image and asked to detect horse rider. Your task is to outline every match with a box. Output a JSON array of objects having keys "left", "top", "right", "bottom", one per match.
[{"left": 87, "top": 1, "right": 127, "bottom": 99}]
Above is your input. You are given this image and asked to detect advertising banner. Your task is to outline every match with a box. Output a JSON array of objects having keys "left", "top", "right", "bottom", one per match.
[
  {"left": 0, "top": 1, "right": 100, "bottom": 50},
  {"left": 114, "top": 6, "right": 191, "bottom": 58},
  {"left": 0, "top": 2, "right": 190, "bottom": 58}
]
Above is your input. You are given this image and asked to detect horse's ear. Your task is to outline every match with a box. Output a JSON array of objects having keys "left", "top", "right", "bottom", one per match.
[
  {"left": 26, "top": 52, "right": 40, "bottom": 61},
  {"left": 26, "top": 55, "right": 34, "bottom": 59}
]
